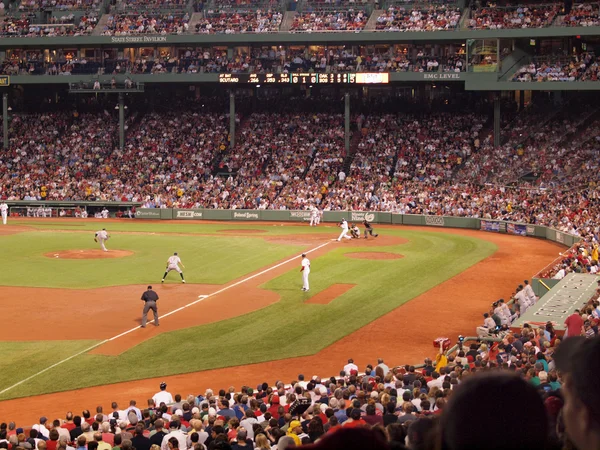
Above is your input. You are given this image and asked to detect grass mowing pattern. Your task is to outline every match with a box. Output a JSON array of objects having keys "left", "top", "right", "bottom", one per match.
[
  {"left": 0, "top": 233, "right": 304, "bottom": 288},
  {"left": 0, "top": 227, "right": 496, "bottom": 400},
  {"left": 0, "top": 341, "right": 99, "bottom": 395}
]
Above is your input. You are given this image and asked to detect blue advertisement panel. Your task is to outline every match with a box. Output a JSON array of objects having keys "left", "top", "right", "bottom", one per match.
[
  {"left": 507, "top": 223, "right": 527, "bottom": 236},
  {"left": 480, "top": 220, "right": 500, "bottom": 232}
]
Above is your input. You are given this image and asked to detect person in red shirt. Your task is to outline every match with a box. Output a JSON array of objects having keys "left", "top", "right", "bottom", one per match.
[
  {"left": 342, "top": 409, "right": 367, "bottom": 428},
  {"left": 46, "top": 430, "right": 60, "bottom": 450},
  {"left": 565, "top": 310, "right": 584, "bottom": 338},
  {"left": 266, "top": 395, "right": 281, "bottom": 419},
  {"left": 62, "top": 413, "right": 76, "bottom": 432}
]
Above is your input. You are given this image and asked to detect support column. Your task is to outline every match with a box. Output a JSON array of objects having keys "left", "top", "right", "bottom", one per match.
[
  {"left": 118, "top": 92, "right": 125, "bottom": 150},
  {"left": 344, "top": 91, "right": 350, "bottom": 156},
  {"left": 229, "top": 91, "right": 235, "bottom": 148},
  {"left": 493, "top": 95, "right": 501, "bottom": 148},
  {"left": 3, "top": 93, "right": 8, "bottom": 149}
]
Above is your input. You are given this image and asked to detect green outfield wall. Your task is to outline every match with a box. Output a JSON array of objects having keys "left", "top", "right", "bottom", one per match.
[{"left": 135, "top": 208, "right": 580, "bottom": 248}]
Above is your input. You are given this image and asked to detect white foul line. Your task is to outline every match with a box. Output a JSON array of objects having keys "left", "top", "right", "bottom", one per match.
[{"left": 0, "top": 241, "right": 330, "bottom": 396}]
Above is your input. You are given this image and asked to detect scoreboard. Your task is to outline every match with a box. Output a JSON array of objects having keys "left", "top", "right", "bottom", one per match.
[{"left": 218, "top": 73, "right": 389, "bottom": 84}]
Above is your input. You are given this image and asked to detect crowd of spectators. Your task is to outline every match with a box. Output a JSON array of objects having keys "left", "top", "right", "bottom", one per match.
[
  {"left": 2, "top": 98, "right": 600, "bottom": 243},
  {"left": 18, "top": 0, "right": 101, "bottom": 11},
  {"left": 467, "top": 4, "right": 560, "bottom": 29},
  {"left": 113, "top": 0, "right": 189, "bottom": 10},
  {"left": 2, "top": 323, "right": 600, "bottom": 450},
  {"left": 0, "top": 13, "right": 96, "bottom": 36},
  {"left": 290, "top": 9, "right": 367, "bottom": 32},
  {"left": 559, "top": 2, "right": 600, "bottom": 27},
  {"left": 512, "top": 52, "right": 595, "bottom": 82},
  {"left": 100, "top": 12, "right": 189, "bottom": 35},
  {"left": 194, "top": 10, "right": 282, "bottom": 33},
  {"left": 375, "top": 5, "right": 461, "bottom": 32},
  {"left": 0, "top": 45, "right": 466, "bottom": 74}
]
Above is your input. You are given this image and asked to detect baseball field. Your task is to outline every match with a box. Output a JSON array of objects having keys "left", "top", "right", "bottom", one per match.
[{"left": 0, "top": 218, "right": 566, "bottom": 423}]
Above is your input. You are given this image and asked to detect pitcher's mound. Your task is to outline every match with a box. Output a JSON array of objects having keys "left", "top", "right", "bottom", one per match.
[
  {"left": 44, "top": 249, "right": 134, "bottom": 259},
  {"left": 346, "top": 252, "right": 403, "bottom": 260}
]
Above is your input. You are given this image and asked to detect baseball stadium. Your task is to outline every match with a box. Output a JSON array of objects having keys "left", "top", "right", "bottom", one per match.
[{"left": 1, "top": 1, "right": 600, "bottom": 448}]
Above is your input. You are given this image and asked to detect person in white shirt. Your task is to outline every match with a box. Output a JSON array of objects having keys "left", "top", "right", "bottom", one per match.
[
  {"left": 0, "top": 202, "right": 8, "bottom": 225},
  {"left": 514, "top": 287, "right": 530, "bottom": 313},
  {"left": 32, "top": 417, "right": 50, "bottom": 439},
  {"left": 152, "top": 382, "right": 174, "bottom": 406},
  {"left": 553, "top": 266, "right": 567, "bottom": 280},
  {"left": 162, "top": 252, "right": 186, "bottom": 284},
  {"left": 94, "top": 228, "right": 110, "bottom": 252},
  {"left": 300, "top": 253, "right": 310, "bottom": 292},
  {"left": 161, "top": 421, "right": 187, "bottom": 450},
  {"left": 101, "top": 207, "right": 109, "bottom": 219},
  {"left": 523, "top": 280, "right": 537, "bottom": 305},
  {"left": 337, "top": 218, "right": 352, "bottom": 242},
  {"left": 125, "top": 400, "right": 142, "bottom": 421},
  {"left": 343, "top": 358, "right": 358, "bottom": 375},
  {"left": 376, "top": 358, "right": 389, "bottom": 376},
  {"left": 476, "top": 313, "right": 497, "bottom": 337}
]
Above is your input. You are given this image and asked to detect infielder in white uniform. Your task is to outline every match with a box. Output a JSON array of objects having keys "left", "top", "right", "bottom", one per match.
[
  {"left": 162, "top": 252, "right": 186, "bottom": 283},
  {"left": 94, "top": 228, "right": 110, "bottom": 252},
  {"left": 0, "top": 202, "right": 8, "bottom": 225},
  {"left": 337, "top": 218, "right": 352, "bottom": 241},
  {"left": 310, "top": 206, "right": 319, "bottom": 227},
  {"left": 300, "top": 253, "right": 310, "bottom": 291}
]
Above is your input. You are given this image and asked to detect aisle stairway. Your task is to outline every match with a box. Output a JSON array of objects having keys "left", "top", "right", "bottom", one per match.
[{"left": 364, "top": 9, "right": 383, "bottom": 31}]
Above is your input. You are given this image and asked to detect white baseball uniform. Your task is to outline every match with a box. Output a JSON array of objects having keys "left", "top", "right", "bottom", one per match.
[
  {"left": 0, "top": 202, "right": 8, "bottom": 225},
  {"left": 310, "top": 207, "right": 319, "bottom": 227},
  {"left": 337, "top": 219, "right": 351, "bottom": 241},
  {"left": 301, "top": 256, "right": 310, "bottom": 291},
  {"left": 95, "top": 229, "right": 109, "bottom": 252},
  {"left": 524, "top": 283, "right": 537, "bottom": 305},
  {"left": 166, "top": 255, "right": 183, "bottom": 273}
]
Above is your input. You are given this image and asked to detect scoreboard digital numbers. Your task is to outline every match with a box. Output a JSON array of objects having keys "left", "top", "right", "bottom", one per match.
[
  {"left": 0, "top": 75, "right": 10, "bottom": 86},
  {"left": 218, "top": 73, "right": 389, "bottom": 84}
]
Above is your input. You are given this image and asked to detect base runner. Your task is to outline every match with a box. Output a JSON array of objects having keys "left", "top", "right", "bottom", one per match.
[{"left": 162, "top": 252, "right": 186, "bottom": 283}]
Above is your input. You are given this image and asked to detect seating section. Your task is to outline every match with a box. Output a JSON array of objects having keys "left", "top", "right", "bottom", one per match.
[
  {"left": 375, "top": 5, "right": 461, "bottom": 32},
  {"left": 467, "top": 4, "right": 560, "bottom": 29},
  {"left": 18, "top": 0, "right": 101, "bottom": 11},
  {"left": 100, "top": 12, "right": 190, "bottom": 35},
  {"left": 195, "top": 10, "right": 282, "bottom": 33},
  {"left": 290, "top": 9, "right": 368, "bottom": 32},
  {"left": 560, "top": 2, "right": 600, "bottom": 26},
  {"left": 512, "top": 53, "right": 595, "bottom": 82}
]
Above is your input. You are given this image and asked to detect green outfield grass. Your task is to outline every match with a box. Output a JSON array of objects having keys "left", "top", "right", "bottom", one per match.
[
  {"left": 0, "top": 221, "right": 497, "bottom": 400},
  {"left": 0, "top": 232, "right": 305, "bottom": 288}
]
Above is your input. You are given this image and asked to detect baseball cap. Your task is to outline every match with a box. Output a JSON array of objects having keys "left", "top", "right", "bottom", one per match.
[{"left": 554, "top": 336, "right": 600, "bottom": 422}]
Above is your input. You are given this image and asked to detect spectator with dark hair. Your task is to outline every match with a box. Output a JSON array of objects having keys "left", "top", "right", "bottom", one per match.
[
  {"left": 131, "top": 425, "right": 151, "bottom": 450},
  {"left": 554, "top": 336, "right": 600, "bottom": 450},
  {"left": 439, "top": 372, "right": 548, "bottom": 450},
  {"left": 69, "top": 417, "right": 83, "bottom": 442}
]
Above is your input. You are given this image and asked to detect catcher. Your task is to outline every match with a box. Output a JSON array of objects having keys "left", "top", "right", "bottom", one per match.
[{"left": 350, "top": 223, "right": 361, "bottom": 239}]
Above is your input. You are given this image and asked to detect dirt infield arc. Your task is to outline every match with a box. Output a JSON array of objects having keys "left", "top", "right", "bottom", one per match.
[{"left": 0, "top": 223, "right": 566, "bottom": 425}]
